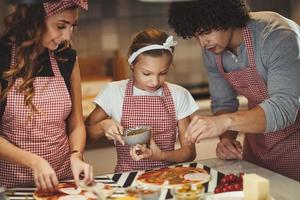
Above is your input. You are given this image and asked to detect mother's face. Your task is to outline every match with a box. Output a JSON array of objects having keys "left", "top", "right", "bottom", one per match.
[{"left": 42, "top": 8, "right": 79, "bottom": 50}]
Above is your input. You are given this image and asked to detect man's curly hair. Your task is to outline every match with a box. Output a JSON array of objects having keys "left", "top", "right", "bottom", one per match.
[{"left": 168, "top": 0, "right": 250, "bottom": 39}]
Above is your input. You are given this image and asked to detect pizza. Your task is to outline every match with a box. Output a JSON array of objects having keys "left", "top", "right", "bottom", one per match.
[
  {"left": 33, "top": 182, "right": 97, "bottom": 200},
  {"left": 137, "top": 167, "right": 211, "bottom": 187}
]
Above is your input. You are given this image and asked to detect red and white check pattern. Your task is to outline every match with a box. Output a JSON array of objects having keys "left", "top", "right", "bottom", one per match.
[
  {"left": 0, "top": 45, "right": 73, "bottom": 188},
  {"left": 115, "top": 79, "right": 177, "bottom": 172},
  {"left": 215, "top": 26, "right": 300, "bottom": 181},
  {"left": 43, "top": 0, "right": 88, "bottom": 17}
]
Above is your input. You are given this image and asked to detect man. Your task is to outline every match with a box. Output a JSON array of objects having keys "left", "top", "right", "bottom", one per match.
[{"left": 168, "top": 0, "right": 300, "bottom": 181}]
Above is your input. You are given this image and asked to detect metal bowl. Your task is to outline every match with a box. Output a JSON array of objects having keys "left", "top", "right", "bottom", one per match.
[{"left": 122, "top": 125, "right": 151, "bottom": 146}]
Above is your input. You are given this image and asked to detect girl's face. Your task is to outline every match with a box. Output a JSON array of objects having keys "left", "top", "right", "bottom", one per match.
[
  {"left": 195, "top": 28, "right": 234, "bottom": 54},
  {"left": 42, "top": 8, "right": 79, "bottom": 50},
  {"left": 132, "top": 54, "right": 171, "bottom": 93}
]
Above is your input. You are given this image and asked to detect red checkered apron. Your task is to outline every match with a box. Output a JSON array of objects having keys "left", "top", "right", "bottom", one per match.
[
  {"left": 115, "top": 79, "right": 177, "bottom": 172},
  {"left": 215, "top": 26, "right": 300, "bottom": 181},
  {"left": 0, "top": 44, "right": 73, "bottom": 188}
]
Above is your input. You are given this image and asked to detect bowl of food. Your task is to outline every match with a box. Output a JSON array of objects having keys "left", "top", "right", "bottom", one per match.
[
  {"left": 125, "top": 186, "right": 161, "bottom": 200},
  {"left": 172, "top": 183, "right": 205, "bottom": 200},
  {"left": 122, "top": 126, "right": 151, "bottom": 146}
]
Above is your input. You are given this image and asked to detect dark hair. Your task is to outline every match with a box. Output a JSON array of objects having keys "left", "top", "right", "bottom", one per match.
[
  {"left": 128, "top": 28, "right": 174, "bottom": 65},
  {"left": 1, "top": 4, "right": 72, "bottom": 113},
  {"left": 168, "top": 0, "right": 250, "bottom": 39}
]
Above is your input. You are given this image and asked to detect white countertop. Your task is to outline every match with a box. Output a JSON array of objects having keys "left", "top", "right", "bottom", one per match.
[{"left": 200, "top": 158, "right": 300, "bottom": 200}]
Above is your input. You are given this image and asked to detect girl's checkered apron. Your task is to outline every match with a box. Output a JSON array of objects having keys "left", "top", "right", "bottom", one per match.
[
  {"left": 215, "top": 26, "right": 300, "bottom": 181},
  {"left": 115, "top": 79, "right": 177, "bottom": 172},
  {"left": 0, "top": 45, "right": 73, "bottom": 187}
]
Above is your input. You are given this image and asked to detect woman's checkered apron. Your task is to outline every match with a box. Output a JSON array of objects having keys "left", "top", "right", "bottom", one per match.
[
  {"left": 0, "top": 45, "right": 73, "bottom": 188},
  {"left": 215, "top": 26, "right": 300, "bottom": 181},
  {"left": 115, "top": 79, "right": 177, "bottom": 172}
]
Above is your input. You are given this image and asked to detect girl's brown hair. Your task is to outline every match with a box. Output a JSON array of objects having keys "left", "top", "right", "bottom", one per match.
[
  {"left": 128, "top": 28, "right": 175, "bottom": 66},
  {"left": 1, "top": 4, "right": 70, "bottom": 112}
]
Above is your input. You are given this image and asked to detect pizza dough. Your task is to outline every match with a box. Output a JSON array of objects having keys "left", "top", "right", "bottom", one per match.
[{"left": 137, "top": 167, "right": 211, "bottom": 187}]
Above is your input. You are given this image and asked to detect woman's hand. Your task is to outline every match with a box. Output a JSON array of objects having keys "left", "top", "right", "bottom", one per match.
[
  {"left": 185, "top": 115, "right": 230, "bottom": 143},
  {"left": 70, "top": 153, "right": 94, "bottom": 187},
  {"left": 130, "top": 138, "right": 164, "bottom": 161},
  {"left": 31, "top": 155, "right": 59, "bottom": 192},
  {"left": 216, "top": 138, "right": 243, "bottom": 160},
  {"left": 100, "top": 119, "right": 125, "bottom": 145}
]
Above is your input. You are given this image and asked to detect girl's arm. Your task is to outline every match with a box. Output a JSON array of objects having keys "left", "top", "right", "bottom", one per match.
[
  {"left": 132, "top": 116, "right": 196, "bottom": 163},
  {"left": 85, "top": 106, "right": 109, "bottom": 141},
  {"left": 85, "top": 104, "right": 125, "bottom": 144},
  {"left": 159, "top": 116, "right": 196, "bottom": 162}
]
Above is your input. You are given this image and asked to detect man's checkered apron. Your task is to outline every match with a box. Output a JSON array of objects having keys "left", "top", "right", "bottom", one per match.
[
  {"left": 115, "top": 79, "right": 177, "bottom": 172},
  {"left": 215, "top": 26, "right": 300, "bottom": 181},
  {"left": 0, "top": 45, "right": 73, "bottom": 187}
]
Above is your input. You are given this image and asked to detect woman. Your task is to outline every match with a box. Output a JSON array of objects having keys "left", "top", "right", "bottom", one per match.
[{"left": 0, "top": 0, "right": 93, "bottom": 190}]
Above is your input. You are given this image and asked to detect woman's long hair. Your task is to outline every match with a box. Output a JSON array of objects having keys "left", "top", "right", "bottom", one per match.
[{"left": 0, "top": 4, "right": 70, "bottom": 113}]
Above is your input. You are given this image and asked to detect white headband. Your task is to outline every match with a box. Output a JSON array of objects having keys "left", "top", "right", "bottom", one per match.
[{"left": 128, "top": 35, "right": 178, "bottom": 65}]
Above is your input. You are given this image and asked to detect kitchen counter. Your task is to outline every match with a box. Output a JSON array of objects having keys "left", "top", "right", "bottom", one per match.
[
  {"left": 6, "top": 158, "right": 300, "bottom": 200},
  {"left": 200, "top": 159, "right": 300, "bottom": 200}
]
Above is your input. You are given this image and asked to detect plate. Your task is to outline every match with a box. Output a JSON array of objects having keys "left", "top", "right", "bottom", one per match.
[
  {"left": 58, "top": 194, "right": 88, "bottom": 200},
  {"left": 205, "top": 191, "right": 275, "bottom": 200},
  {"left": 184, "top": 173, "right": 211, "bottom": 182},
  {"left": 79, "top": 182, "right": 115, "bottom": 199},
  {"left": 59, "top": 187, "right": 82, "bottom": 195}
]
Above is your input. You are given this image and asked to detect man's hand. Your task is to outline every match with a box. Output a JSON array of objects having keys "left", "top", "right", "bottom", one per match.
[
  {"left": 216, "top": 138, "right": 243, "bottom": 160},
  {"left": 185, "top": 115, "right": 230, "bottom": 143}
]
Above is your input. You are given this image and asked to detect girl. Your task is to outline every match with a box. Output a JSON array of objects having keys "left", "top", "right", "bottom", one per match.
[
  {"left": 0, "top": 0, "right": 93, "bottom": 190},
  {"left": 85, "top": 28, "right": 198, "bottom": 172}
]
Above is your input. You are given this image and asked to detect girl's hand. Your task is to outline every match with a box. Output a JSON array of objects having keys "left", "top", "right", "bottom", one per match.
[
  {"left": 31, "top": 156, "right": 58, "bottom": 192},
  {"left": 70, "top": 153, "right": 94, "bottom": 187},
  {"left": 216, "top": 138, "right": 243, "bottom": 160},
  {"left": 101, "top": 119, "right": 125, "bottom": 145},
  {"left": 130, "top": 138, "right": 164, "bottom": 161}
]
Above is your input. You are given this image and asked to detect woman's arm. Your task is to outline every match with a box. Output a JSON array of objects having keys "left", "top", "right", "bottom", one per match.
[
  {"left": 67, "top": 59, "right": 93, "bottom": 184},
  {"left": 67, "top": 59, "right": 86, "bottom": 156},
  {"left": 0, "top": 80, "right": 59, "bottom": 190}
]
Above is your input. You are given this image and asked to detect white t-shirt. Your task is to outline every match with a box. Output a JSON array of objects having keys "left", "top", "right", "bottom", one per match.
[{"left": 93, "top": 79, "right": 199, "bottom": 123}]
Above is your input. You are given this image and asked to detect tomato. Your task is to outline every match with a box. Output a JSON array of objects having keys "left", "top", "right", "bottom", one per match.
[
  {"left": 214, "top": 173, "right": 244, "bottom": 193},
  {"left": 214, "top": 187, "right": 222, "bottom": 193}
]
